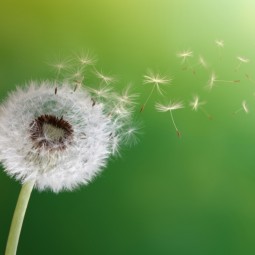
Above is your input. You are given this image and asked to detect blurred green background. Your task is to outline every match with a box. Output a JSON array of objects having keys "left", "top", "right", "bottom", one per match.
[{"left": 1, "top": 0, "right": 255, "bottom": 254}]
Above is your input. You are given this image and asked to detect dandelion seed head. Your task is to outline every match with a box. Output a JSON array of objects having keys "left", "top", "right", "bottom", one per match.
[{"left": 0, "top": 81, "right": 134, "bottom": 192}]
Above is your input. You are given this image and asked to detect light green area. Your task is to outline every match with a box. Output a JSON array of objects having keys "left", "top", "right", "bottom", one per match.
[{"left": 1, "top": 0, "right": 255, "bottom": 254}]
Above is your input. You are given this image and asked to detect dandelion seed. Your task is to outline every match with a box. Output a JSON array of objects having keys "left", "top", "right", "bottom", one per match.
[
  {"left": 141, "top": 70, "right": 171, "bottom": 112},
  {"left": 66, "top": 67, "right": 85, "bottom": 88},
  {"left": 242, "top": 100, "right": 249, "bottom": 113},
  {"left": 94, "top": 69, "right": 115, "bottom": 85},
  {"left": 71, "top": 67, "right": 85, "bottom": 80},
  {"left": 177, "top": 50, "right": 193, "bottom": 73},
  {"left": 177, "top": 50, "right": 193, "bottom": 64},
  {"left": 122, "top": 124, "right": 142, "bottom": 146},
  {"left": 234, "top": 100, "right": 249, "bottom": 114},
  {"left": 236, "top": 56, "right": 249, "bottom": 71},
  {"left": 237, "top": 56, "right": 249, "bottom": 63},
  {"left": 207, "top": 72, "right": 217, "bottom": 90},
  {"left": 50, "top": 57, "right": 71, "bottom": 79},
  {"left": 215, "top": 39, "right": 224, "bottom": 59},
  {"left": 76, "top": 51, "right": 96, "bottom": 66},
  {"left": 88, "top": 85, "right": 113, "bottom": 100},
  {"left": 155, "top": 101, "right": 184, "bottom": 137},
  {"left": 206, "top": 72, "right": 240, "bottom": 90},
  {"left": 198, "top": 55, "right": 208, "bottom": 68},
  {"left": 111, "top": 104, "right": 133, "bottom": 119},
  {"left": 189, "top": 95, "right": 206, "bottom": 111},
  {"left": 189, "top": 95, "right": 212, "bottom": 119},
  {"left": 189, "top": 55, "right": 208, "bottom": 74},
  {"left": 116, "top": 85, "right": 139, "bottom": 107},
  {"left": 215, "top": 39, "right": 224, "bottom": 48}
]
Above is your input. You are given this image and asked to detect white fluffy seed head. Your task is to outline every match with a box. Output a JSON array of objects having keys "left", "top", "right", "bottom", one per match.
[{"left": 0, "top": 81, "right": 134, "bottom": 192}]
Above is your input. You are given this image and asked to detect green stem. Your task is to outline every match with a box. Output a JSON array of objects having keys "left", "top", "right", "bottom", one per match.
[{"left": 5, "top": 180, "right": 35, "bottom": 255}]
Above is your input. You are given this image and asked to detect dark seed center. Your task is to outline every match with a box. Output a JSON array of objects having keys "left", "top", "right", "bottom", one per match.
[{"left": 29, "top": 114, "right": 73, "bottom": 151}]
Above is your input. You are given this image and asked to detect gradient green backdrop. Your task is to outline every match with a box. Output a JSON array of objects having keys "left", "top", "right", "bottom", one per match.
[{"left": 1, "top": 0, "right": 255, "bottom": 254}]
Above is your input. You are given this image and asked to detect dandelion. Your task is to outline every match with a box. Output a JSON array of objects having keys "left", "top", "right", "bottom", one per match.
[
  {"left": 189, "top": 95, "right": 212, "bottom": 119},
  {"left": 1, "top": 81, "right": 135, "bottom": 254},
  {"left": 236, "top": 56, "right": 249, "bottom": 71},
  {"left": 206, "top": 72, "right": 240, "bottom": 90},
  {"left": 141, "top": 70, "right": 171, "bottom": 112},
  {"left": 234, "top": 100, "right": 249, "bottom": 114},
  {"left": 155, "top": 100, "right": 184, "bottom": 137},
  {"left": 0, "top": 82, "right": 134, "bottom": 190}
]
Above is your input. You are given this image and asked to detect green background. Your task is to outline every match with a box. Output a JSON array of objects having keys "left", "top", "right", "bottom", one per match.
[{"left": 1, "top": 0, "right": 255, "bottom": 254}]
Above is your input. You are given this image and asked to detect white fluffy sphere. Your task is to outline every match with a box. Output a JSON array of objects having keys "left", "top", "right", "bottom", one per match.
[{"left": 0, "top": 81, "right": 130, "bottom": 192}]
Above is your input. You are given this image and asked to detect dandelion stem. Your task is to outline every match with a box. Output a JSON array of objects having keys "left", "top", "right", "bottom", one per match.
[
  {"left": 216, "top": 79, "right": 240, "bottom": 83},
  {"left": 169, "top": 110, "right": 180, "bottom": 137},
  {"left": 200, "top": 107, "right": 212, "bottom": 120},
  {"left": 140, "top": 84, "right": 155, "bottom": 112},
  {"left": 5, "top": 180, "right": 35, "bottom": 255},
  {"left": 234, "top": 108, "right": 242, "bottom": 114}
]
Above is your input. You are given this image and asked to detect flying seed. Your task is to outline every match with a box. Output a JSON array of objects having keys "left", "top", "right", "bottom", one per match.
[
  {"left": 155, "top": 101, "right": 184, "bottom": 137},
  {"left": 141, "top": 70, "right": 171, "bottom": 112}
]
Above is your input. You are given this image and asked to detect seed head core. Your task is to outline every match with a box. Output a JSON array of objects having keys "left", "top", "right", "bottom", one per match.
[{"left": 29, "top": 114, "right": 74, "bottom": 151}]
